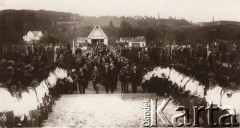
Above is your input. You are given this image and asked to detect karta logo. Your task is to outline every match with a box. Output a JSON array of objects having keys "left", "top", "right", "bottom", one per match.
[{"left": 142, "top": 99, "right": 239, "bottom": 127}]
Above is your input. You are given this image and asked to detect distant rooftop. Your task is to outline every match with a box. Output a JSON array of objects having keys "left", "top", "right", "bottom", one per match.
[
  {"left": 118, "top": 36, "right": 146, "bottom": 43},
  {"left": 129, "top": 36, "right": 146, "bottom": 42}
]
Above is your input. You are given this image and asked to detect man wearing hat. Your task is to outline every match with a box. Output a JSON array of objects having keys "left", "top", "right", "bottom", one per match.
[
  {"left": 205, "top": 72, "right": 217, "bottom": 94},
  {"left": 70, "top": 69, "right": 78, "bottom": 93},
  {"left": 77, "top": 67, "right": 87, "bottom": 94},
  {"left": 161, "top": 73, "right": 168, "bottom": 96},
  {"left": 0, "top": 68, "right": 13, "bottom": 88},
  {"left": 21, "top": 64, "right": 34, "bottom": 88}
]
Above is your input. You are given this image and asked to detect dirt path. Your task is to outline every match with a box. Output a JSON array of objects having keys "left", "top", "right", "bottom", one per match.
[
  {"left": 43, "top": 93, "right": 180, "bottom": 127},
  {"left": 42, "top": 81, "right": 179, "bottom": 127}
]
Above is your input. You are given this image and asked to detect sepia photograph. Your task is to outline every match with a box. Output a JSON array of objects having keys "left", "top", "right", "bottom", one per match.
[{"left": 0, "top": 0, "right": 240, "bottom": 127}]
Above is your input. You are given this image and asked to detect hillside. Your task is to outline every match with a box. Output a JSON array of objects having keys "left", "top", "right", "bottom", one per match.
[{"left": 0, "top": 9, "right": 240, "bottom": 45}]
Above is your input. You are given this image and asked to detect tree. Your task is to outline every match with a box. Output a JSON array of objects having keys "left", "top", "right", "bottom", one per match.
[
  {"left": 109, "top": 20, "right": 114, "bottom": 27},
  {"left": 42, "top": 36, "right": 59, "bottom": 45},
  {"left": 137, "top": 20, "right": 148, "bottom": 27},
  {"left": 120, "top": 20, "right": 132, "bottom": 30},
  {"left": 175, "top": 32, "right": 186, "bottom": 44},
  {"left": 144, "top": 28, "right": 156, "bottom": 43},
  {"left": 119, "top": 20, "right": 133, "bottom": 37}
]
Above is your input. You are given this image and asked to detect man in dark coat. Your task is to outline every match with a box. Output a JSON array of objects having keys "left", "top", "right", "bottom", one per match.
[
  {"left": 108, "top": 63, "right": 118, "bottom": 93},
  {"left": 77, "top": 67, "right": 87, "bottom": 94},
  {"left": 130, "top": 66, "right": 140, "bottom": 93},
  {"left": 0, "top": 69, "right": 13, "bottom": 88},
  {"left": 205, "top": 72, "right": 217, "bottom": 95},
  {"left": 119, "top": 65, "right": 130, "bottom": 93},
  {"left": 21, "top": 65, "right": 33, "bottom": 87},
  {"left": 63, "top": 50, "right": 75, "bottom": 69},
  {"left": 83, "top": 64, "right": 90, "bottom": 89},
  {"left": 102, "top": 64, "right": 110, "bottom": 93}
]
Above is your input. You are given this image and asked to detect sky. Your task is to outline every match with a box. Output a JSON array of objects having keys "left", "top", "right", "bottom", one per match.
[{"left": 0, "top": 0, "right": 240, "bottom": 23}]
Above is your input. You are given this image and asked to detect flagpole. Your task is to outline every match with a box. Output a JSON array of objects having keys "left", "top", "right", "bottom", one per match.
[
  {"left": 72, "top": 40, "right": 75, "bottom": 54},
  {"left": 206, "top": 44, "right": 209, "bottom": 59}
]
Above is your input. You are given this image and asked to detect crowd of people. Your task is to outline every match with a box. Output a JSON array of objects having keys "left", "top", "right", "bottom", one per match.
[
  {"left": 0, "top": 45, "right": 55, "bottom": 95},
  {"left": 118, "top": 43, "right": 240, "bottom": 90},
  {"left": 0, "top": 42, "right": 239, "bottom": 96},
  {"left": 0, "top": 42, "right": 240, "bottom": 127},
  {"left": 54, "top": 44, "right": 142, "bottom": 94}
]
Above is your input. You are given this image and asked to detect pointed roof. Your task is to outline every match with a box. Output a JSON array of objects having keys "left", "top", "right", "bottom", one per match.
[{"left": 87, "top": 25, "right": 108, "bottom": 39}]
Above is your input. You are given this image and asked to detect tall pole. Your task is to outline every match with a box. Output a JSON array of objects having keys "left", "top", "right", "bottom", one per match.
[
  {"left": 213, "top": 43, "right": 216, "bottom": 72},
  {"left": 54, "top": 46, "right": 57, "bottom": 62},
  {"left": 170, "top": 42, "right": 172, "bottom": 62},
  {"left": 206, "top": 44, "right": 209, "bottom": 59},
  {"left": 72, "top": 40, "right": 75, "bottom": 54},
  {"left": 227, "top": 41, "right": 230, "bottom": 69}
]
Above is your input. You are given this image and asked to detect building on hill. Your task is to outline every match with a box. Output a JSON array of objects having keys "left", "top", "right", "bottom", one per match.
[
  {"left": 87, "top": 25, "right": 108, "bottom": 46},
  {"left": 129, "top": 36, "right": 146, "bottom": 47},
  {"left": 115, "top": 37, "right": 131, "bottom": 47},
  {"left": 72, "top": 37, "right": 88, "bottom": 54},
  {"left": 76, "top": 37, "right": 88, "bottom": 46},
  {"left": 116, "top": 36, "right": 146, "bottom": 47},
  {"left": 196, "top": 21, "right": 240, "bottom": 27},
  {"left": 120, "top": 37, "right": 132, "bottom": 42},
  {"left": 72, "top": 25, "right": 108, "bottom": 53},
  {"left": 23, "top": 31, "right": 44, "bottom": 44}
]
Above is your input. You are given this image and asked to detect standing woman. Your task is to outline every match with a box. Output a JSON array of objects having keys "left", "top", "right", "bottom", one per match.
[{"left": 92, "top": 66, "right": 101, "bottom": 94}]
